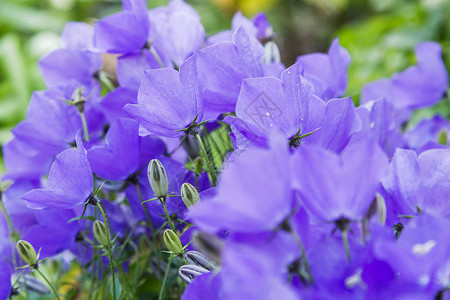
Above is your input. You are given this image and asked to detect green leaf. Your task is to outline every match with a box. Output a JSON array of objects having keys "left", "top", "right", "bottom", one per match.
[{"left": 110, "top": 276, "right": 122, "bottom": 300}]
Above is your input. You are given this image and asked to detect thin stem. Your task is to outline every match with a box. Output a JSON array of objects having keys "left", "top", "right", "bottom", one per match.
[
  {"left": 80, "top": 112, "right": 90, "bottom": 142},
  {"left": 289, "top": 230, "right": 313, "bottom": 284},
  {"left": 158, "top": 258, "right": 172, "bottom": 300},
  {"left": 136, "top": 183, "right": 162, "bottom": 278},
  {"left": 97, "top": 203, "right": 117, "bottom": 300},
  {"left": 150, "top": 46, "right": 165, "bottom": 69},
  {"left": 195, "top": 134, "right": 217, "bottom": 186},
  {"left": 195, "top": 174, "right": 199, "bottom": 190},
  {"left": 35, "top": 268, "right": 61, "bottom": 300},
  {"left": 342, "top": 230, "right": 351, "bottom": 261},
  {"left": 161, "top": 198, "right": 176, "bottom": 231},
  {"left": 0, "top": 201, "right": 17, "bottom": 268}
]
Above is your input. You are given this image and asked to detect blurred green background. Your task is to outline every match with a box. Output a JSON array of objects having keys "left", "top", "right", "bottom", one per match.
[{"left": 1, "top": 0, "right": 450, "bottom": 171}]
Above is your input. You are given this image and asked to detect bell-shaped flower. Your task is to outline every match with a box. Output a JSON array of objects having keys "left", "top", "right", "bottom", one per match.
[
  {"left": 382, "top": 148, "right": 450, "bottom": 218},
  {"left": 22, "top": 133, "right": 94, "bottom": 210},
  {"left": 361, "top": 42, "right": 448, "bottom": 112},
  {"left": 124, "top": 55, "right": 203, "bottom": 138},
  {"left": 291, "top": 139, "right": 388, "bottom": 222},
  {"left": 296, "top": 38, "right": 351, "bottom": 101}
]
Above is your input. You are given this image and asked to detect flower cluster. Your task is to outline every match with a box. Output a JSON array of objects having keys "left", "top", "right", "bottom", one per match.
[{"left": 1, "top": 0, "right": 450, "bottom": 299}]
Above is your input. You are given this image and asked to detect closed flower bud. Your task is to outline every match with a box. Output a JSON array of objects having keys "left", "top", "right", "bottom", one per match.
[
  {"left": 193, "top": 157, "right": 203, "bottom": 175},
  {"left": 192, "top": 231, "right": 223, "bottom": 265},
  {"left": 16, "top": 240, "right": 38, "bottom": 268},
  {"left": 178, "top": 265, "right": 209, "bottom": 284},
  {"left": 438, "top": 130, "right": 447, "bottom": 145},
  {"left": 185, "top": 251, "right": 219, "bottom": 271},
  {"left": 181, "top": 183, "right": 200, "bottom": 209},
  {"left": 93, "top": 221, "right": 109, "bottom": 248},
  {"left": 163, "top": 229, "right": 184, "bottom": 255},
  {"left": 148, "top": 159, "right": 168, "bottom": 199},
  {"left": 262, "top": 41, "right": 281, "bottom": 64}
]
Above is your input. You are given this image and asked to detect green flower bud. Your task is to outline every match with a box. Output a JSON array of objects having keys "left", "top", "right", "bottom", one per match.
[
  {"left": 193, "top": 157, "right": 203, "bottom": 175},
  {"left": 93, "top": 221, "right": 109, "bottom": 248},
  {"left": 16, "top": 240, "right": 38, "bottom": 268},
  {"left": 438, "top": 130, "right": 447, "bottom": 145},
  {"left": 181, "top": 183, "right": 200, "bottom": 209},
  {"left": 148, "top": 159, "right": 168, "bottom": 199},
  {"left": 163, "top": 229, "right": 184, "bottom": 255}
]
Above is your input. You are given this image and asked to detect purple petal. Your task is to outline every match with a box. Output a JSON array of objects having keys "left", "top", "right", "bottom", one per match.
[
  {"left": 61, "top": 22, "right": 96, "bottom": 51},
  {"left": 116, "top": 50, "right": 161, "bottom": 90},
  {"left": 291, "top": 140, "right": 388, "bottom": 221},
  {"left": 88, "top": 118, "right": 140, "bottom": 180},
  {"left": 22, "top": 146, "right": 93, "bottom": 210},
  {"left": 305, "top": 97, "right": 361, "bottom": 153},
  {"left": 94, "top": 11, "right": 149, "bottom": 53},
  {"left": 296, "top": 38, "right": 350, "bottom": 100},
  {"left": 189, "top": 140, "right": 292, "bottom": 233},
  {"left": 39, "top": 49, "right": 101, "bottom": 88},
  {"left": 125, "top": 59, "right": 199, "bottom": 137}
]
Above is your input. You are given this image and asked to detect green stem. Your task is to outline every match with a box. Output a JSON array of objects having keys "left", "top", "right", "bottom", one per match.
[
  {"left": 0, "top": 201, "right": 17, "bottom": 268},
  {"left": 80, "top": 111, "right": 90, "bottom": 142},
  {"left": 342, "top": 230, "right": 351, "bottom": 261},
  {"left": 35, "top": 268, "right": 61, "bottom": 300},
  {"left": 158, "top": 258, "right": 172, "bottom": 300},
  {"left": 161, "top": 198, "right": 176, "bottom": 231},
  {"left": 290, "top": 230, "right": 313, "bottom": 284},
  {"left": 195, "top": 134, "right": 217, "bottom": 186},
  {"left": 136, "top": 183, "right": 162, "bottom": 278},
  {"left": 97, "top": 203, "right": 117, "bottom": 300},
  {"left": 150, "top": 46, "right": 165, "bottom": 69}
]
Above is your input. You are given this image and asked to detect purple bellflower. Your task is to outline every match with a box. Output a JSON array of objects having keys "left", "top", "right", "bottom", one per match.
[
  {"left": 291, "top": 139, "right": 388, "bottom": 222},
  {"left": 124, "top": 55, "right": 203, "bottom": 138},
  {"left": 196, "top": 27, "right": 264, "bottom": 119},
  {"left": 296, "top": 38, "right": 351, "bottom": 101},
  {"left": 382, "top": 148, "right": 450, "bottom": 218},
  {"left": 188, "top": 134, "right": 294, "bottom": 233},
  {"left": 22, "top": 133, "right": 94, "bottom": 210},
  {"left": 148, "top": 0, "right": 205, "bottom": 67},
  {"left": 361, "top": 42, "right": 448, "bottom": 112},
  {"left": 225, "top": 62, "right": 314, "bottom": 147}
]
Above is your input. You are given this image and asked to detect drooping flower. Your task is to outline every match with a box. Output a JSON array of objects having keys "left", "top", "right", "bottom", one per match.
[
  {"left": 296, "top": 38, "right": 351, "bottom": 101},
  {"left": 291, "top": 139, "right": 388, "bottom": 222},
  {"left": 21, "top": 133, "right": 94, "bottom": 210},
  {"left": 382, "top": 148, "right": 450, "bottom": 218},
  {"left": 188, "top": 134, "right": 294, "bottom": 233},
  {"left": 124, "top": 55, "right": 203, "bottom": 138},
  {"left": 195, "top": 27, "right": 265, "bottom": 119},
  {"left": 361, "top": 42, "right": 448, "bottom": 112}
]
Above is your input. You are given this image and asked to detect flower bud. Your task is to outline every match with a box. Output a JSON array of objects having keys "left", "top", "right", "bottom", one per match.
[
  {"left": 93, "top": 221, "right": 109, "bottom": 248},
  {"left": 16, "top": 240, "right": 38, "bottom": 268},
  {"left": 192, "top": 231, "right": 223, "bottom": 265},
  {"left": 185, "top": 251, "right": 219, "bottom": 271},
  {"left": 181, "top": 183, "right": 200, "bottom": 209},
  {"left": 178, "top": 265, "right": 209, "bottom": 284},
  {"left": 438, "top": 130, "right": 447, "bottom": 145},
  {"left": 148, "top": 159, "right": 168, "bottom": 199},
  {"left": 163, "top": 229, "right": 184, "bottom": 255},
  {"left": 193, "top": 157, "right": 203, "bottom": 175},
  {"left": 262, "top": 41, "right": 281, "bottom": 64}
]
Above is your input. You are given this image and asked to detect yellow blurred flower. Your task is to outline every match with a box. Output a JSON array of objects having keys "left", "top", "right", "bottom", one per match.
[{"left": 211, "top": 0, "right": 280, "bottom": 15}]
